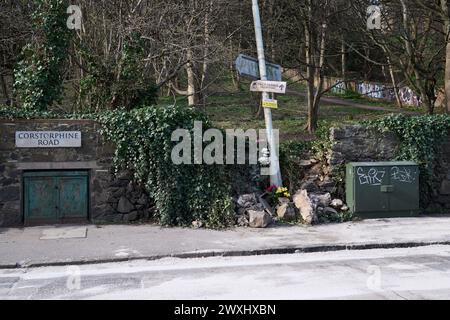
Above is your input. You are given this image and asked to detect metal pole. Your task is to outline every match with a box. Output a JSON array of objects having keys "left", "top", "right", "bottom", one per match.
[{"left": 251, "top": 0, "right": 282, "bottom": 186}]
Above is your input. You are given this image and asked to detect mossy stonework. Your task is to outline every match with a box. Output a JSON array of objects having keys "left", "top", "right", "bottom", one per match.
[{"left": 0, "top": 119, "right": 152, "bottom": 227}]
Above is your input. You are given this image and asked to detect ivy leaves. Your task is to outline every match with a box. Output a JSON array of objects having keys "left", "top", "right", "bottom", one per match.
[
  {"left": 14, "top": 0, "right": 72, "bottom": 111},
  {"left": 368, "top": 114, "right": 450, "bottom": 167},
  {"left": 367, "top": 114, "right": 450, "bottom": 207},
  {"left": 97, "top": 105, "right": 235, "bottom": 228}
]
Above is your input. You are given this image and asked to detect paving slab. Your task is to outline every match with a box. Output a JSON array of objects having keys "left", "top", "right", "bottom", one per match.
[
  {"left": 39, "top": 227, "right": 87, "bottom": 240},
  {"left": 1, "top": 216, "right": 450, "bottom": 268}
]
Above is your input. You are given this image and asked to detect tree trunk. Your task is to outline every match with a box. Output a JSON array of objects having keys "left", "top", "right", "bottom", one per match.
[
  {"left": 200, "top": 0, "right": 214, "bottom": 108},
  {"left": 311, "top": 21, "right": 327, "bottom": 132},
  {"left": 304, "top": 1, "right": 316, "bottom": 133},
  {"left": 186, "top": 48, "right": 198, "bottom": 107},
  {"left": 0, "top": 74, "right": 9, "bottom": 102},
  {"left": 441, "top": 0, "right": 450, "bottom": 113},
  {"left": 445, "top": 42, "right": 450, "bottom": 113},
  {"left": 386, "top": 55, "right": 403, "bottom": 108},
  {"left": 341, "top": 35, "right": 348, "bottom": 90}
]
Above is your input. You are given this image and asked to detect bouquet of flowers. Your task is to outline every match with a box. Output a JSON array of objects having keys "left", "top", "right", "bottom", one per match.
[{"left": 265, "top": 185, "right": 291, "bottom": 205}]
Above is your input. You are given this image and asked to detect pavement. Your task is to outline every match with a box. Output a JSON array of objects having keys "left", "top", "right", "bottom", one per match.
[
  {"left": 1, "top": 216, "right": 450, "bottom": 268},
  {"left": 2, "top": 246, "right": 450, "bottom": 299}
]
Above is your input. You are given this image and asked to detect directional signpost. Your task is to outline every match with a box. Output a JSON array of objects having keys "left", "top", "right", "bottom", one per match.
[
  {"left": 251, "top": 0, "right": 283, "bottom": 187},
  {"left": 250, "top": 80, "right": 287, "bottom": 94}
]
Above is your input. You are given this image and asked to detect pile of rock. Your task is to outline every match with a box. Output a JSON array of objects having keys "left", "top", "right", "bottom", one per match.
[
  {"left": 234, "top": 192, "right": 302, "bottom": 228},
  {"left": 293, "top": 189, "right": 348, "bottom": 225},
  {"left": 234, "top": 193, "right": 273, "bottom": 228}
]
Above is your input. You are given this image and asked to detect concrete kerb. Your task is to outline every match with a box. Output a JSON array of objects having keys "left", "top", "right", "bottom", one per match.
[{"left": 3, "top": 240, "right": 450, "bottom": 270}]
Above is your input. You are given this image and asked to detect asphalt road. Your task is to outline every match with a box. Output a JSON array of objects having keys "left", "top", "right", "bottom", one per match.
[{"left": 1, "top": 245, "right": 450, "bottom": 300}]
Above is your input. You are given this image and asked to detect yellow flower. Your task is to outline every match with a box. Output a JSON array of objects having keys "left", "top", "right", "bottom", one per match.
[{"left": 274, "top": 187, "right": 290, "bottom": 198}]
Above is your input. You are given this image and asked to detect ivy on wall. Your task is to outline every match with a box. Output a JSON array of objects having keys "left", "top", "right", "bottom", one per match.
[
  {"left": 96, "top": 105, "right": 235, "bottom": 228},
  {"left": 366, "top": 114, "right": 450, "bottom": 207}
]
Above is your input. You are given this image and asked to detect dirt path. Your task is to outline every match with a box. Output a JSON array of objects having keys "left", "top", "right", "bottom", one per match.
[{"left": 286, "top": 89, "right": 420, "bottom": 115}]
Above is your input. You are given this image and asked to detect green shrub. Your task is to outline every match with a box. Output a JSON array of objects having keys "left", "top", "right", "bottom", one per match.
[{"left": 97, "top": 105, "right": 235, "bottom": 228}]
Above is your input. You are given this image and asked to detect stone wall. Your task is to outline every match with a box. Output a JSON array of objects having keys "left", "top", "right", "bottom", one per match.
[
  {"left": 0, "top": 119, "right": 152, "bottom": 227},
  {"left": 327, "top": 125, "right": 450, "bottom": 212},
  {"left": 328, "top": 125, "right": 400, "bottom": 167},
  {"left": 435, "top": 136, "right": 450, "bottom": 210}
]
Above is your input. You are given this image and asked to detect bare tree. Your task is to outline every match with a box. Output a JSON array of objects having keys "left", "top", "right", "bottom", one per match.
[{"left": 0, "top": 0, "right": 32, "bottom": 105}]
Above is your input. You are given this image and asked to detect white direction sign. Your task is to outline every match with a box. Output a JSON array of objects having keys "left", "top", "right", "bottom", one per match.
[
  {"left": 16, "top": 131, "right": 82, "bottom": 148},
  {"left": 250, "top": 80, "right": 287, "bottom": 94}
]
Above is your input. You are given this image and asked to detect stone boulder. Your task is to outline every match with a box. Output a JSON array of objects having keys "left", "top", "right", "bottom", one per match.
[
  {"left": 237, "top": 215, "right": 249, "bottom": 227},
  {"left": 317, "top": 207, "right": 341, "bottom": 223},
  {"left": 123, "top": 210, "right": 139, "bottom": 222},
  {"left": 299, "top": 160, "right": 315, "bottom": 168},
  {"left": 324, "top": 206, "right": 338, "bottom": 216},
  {"left": 310, "top": 193, "right": 332, "bottom": 208},
  {"left": 300, "top": 180, "right": 319, "bottom": 193},
  {"left": 330, "top": 199, "right": 344, "bottom": 209},
  {"left": 117, "top": 196, "right": 135, "bottom": 213},
  {"left": 276, "top": 203, "right": 297, "bottom": 222},
  {"left": 278, "top": 197, "right": 291, "bottom": 205},
  {"left": 293, "top": 190, "right": 343, "bottom": 225},
  {"left": 237, "top": 193, "right": 258, "bottom": 209},
  {"left": 293, "top": 190, "right": 316, "bottom": 225},
  {"left": 440, "top": 180, "right": 450, "bottom": 195},
  {"left": 192, "top": 220, "right": 204, "bottom": 229},
  {"left": 248, "top": 210, "right": 272, "bottom": 228}
]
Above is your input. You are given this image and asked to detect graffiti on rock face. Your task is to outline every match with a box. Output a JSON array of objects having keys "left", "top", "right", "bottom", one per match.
[
  {"left": 331, "top": 79, "right": 421, "bottom": 107},
  {"left": 398, "top": 87, "right": 421, "bottom": 107}
]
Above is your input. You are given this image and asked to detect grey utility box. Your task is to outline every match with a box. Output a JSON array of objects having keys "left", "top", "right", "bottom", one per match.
[{"left": 346, "top": 161, "right": 420, "bottom": 218}]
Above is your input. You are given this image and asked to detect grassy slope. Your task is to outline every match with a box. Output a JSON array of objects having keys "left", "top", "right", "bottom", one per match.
[{"left": 158, "top": 81, "right": 393, "bottom": 142}]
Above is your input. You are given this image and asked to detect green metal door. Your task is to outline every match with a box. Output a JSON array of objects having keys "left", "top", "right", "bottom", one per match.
[
  {"left": 388, "top": 165, "right": 420, "bottom": 212},
  {"left": 24, "top": 176, "right": 58, "bottom": 221},
  {"left": 347, "top": 164, "right": 390, "bottom": 213},
  {"left": 24, "top": 171, "right": 89, "bottom": 224}
]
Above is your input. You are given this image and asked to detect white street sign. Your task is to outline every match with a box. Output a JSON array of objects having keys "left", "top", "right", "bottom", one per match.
[
  {"left": 250, "top": 80, "right": 287, "bottom": 94},
  {"left": 16, "top": 131, "right": 82, "bottom": 148}
]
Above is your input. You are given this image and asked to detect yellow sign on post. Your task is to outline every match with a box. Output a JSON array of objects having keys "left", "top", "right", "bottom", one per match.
[{"left": 262, "top": 98, "right": 278, "bottom": 109}]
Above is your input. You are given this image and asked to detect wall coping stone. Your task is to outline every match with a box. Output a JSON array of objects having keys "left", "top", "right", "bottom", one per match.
[{"left": 17, "top": 161, "right": 103, "bottom": 170}]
